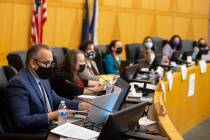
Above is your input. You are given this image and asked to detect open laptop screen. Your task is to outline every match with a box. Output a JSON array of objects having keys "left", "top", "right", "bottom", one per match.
[{"left": 112, "top": 78, "right": 130, "bottom": 112}]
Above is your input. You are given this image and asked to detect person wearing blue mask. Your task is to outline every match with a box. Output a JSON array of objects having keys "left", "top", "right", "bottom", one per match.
[
  {"left": 104, "top": 40, "right": 122, "bottom": 74},
  {"left": 138, "top": 36, "right": 156, "bottom": 64},
  {"left": 78, "top": 40, "right": 100, "bottom": 81}
]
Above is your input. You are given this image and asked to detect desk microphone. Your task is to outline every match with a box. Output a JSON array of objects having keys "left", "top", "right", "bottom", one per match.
[{"left": 65, "top": 80, "right": 112, "bottom": 113}]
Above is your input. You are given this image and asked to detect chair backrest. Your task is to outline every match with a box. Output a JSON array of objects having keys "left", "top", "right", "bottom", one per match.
[
  {"left": 52, "top": 47, "right": 69, "bottom": 65},
  {"left": 152, "top": 37, "right": 166, "bottom": 54},
  {"left": 125, "top": 43, "right": 143, "bottom": 62},
  {"left": 7, "top": 47, "right": 68, "bottom": 71},
  {"left": 94, "top": 45, "right": 109, "bottom": 74},
  {"left": 0, "top": 66, "right": 17, "bottom": 133},
  {"left": 0, "top": 67, "right": 9, "bottom": 101},
  {"left": 7, "top": 50, "right": 27, "bottom": 71},
  {"left": 181, "top": 40, "right": 195, "bottom": 52}
]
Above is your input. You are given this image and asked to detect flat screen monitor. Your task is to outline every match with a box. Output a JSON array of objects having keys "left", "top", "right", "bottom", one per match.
[{"left": 97, "top": 102, "right": 147, "bottom": 140}]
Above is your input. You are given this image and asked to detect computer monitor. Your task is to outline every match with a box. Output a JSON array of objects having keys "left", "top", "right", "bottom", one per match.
[
  {"left": 112, "top": 78, "right": 130, "bottom": 111},
  {"left": 88, "top": 93, "right": 119, "bottom": 125},
  {"left": 196, "top": 49, "right": 209, "bottom": 60},
  {"left": 149, "top": 54, "right": 163, "bottom": 70},
  {"left": 181, "top": 51, "right": 193, "bottom": 61},
  {"left": 97, "top": 102, "right": 147, "bottom": 140},
  {"left": 120, "top": 64, "right": 139, "bottom": 81},
  {"left": 135, "top": 58, "right": 149, "bottom": 69},
  {"left": 119, "top": 60, "right": 130, "bottom": 75},
  {"left": 87, "top": 78, "right": 130, "bottom": 124},
  {"left": 171, "top": 50, "right": 182, "bottom": 62}
]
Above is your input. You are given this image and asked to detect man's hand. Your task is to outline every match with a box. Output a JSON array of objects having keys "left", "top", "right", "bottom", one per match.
[
  {"left": 113, "top": 86, "right": 122, "bottom": 94},
  {"left": 48, "top": 111, "right": 58, "bottom": 121},
  {"left": 79, "top": 102, "right": 91, "bottom": 111}
]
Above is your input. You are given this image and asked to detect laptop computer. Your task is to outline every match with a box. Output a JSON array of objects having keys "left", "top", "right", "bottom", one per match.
[
  {"left": 171, "top": 50, "right": 182, "bottom": 62},
  {"left": 181, "top": 51, "right": 193, "bottom": 61},
  {"left": 87, "top": 78, "right": 130, "bottom": 124},
  {"left": 87, "top": 93, "right": 119, "bottom": 125},
  {"left": 120, "top": 64, "right": 139, "bottom": 82},
  {"left": 135, "top": 58, "right": 149, "bottom": 68},
  {"left": 119, "top": 60, "right": 130, "bottom": 76},
  {"left": 196, "top": 49, "right": 209, "bottom": 60},
  {"left": 149, "top": 54, "right": 163, "bottom": 70}
]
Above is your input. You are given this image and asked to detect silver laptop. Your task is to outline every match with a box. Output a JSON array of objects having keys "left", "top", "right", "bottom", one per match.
[{"left": 87, "top": 93, "right": 119, "bottom": 124}]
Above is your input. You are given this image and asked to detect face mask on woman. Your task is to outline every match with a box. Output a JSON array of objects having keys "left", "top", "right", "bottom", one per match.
[
  {"left": 78, "top": 63, "right": 86, "bottom": 72},
  {"left": 116, "top": 47, "right": 123, "bottom": 54},
  {"left": 85, "top": 50, "right": 96, "bottom": 59},
  {"left": 173, "top": 40, "right": 180, "bottom": 47},
  {"left": 145, "top": 42, "right": 153, "bottom": 49},
  {"left": 198, "top": 43, "right": 207, "bottom": 49}
]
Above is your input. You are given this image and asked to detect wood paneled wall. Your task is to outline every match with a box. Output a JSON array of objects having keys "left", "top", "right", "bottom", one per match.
[{"left": 0, "top": 0, "right": 209, "bottom": 65}]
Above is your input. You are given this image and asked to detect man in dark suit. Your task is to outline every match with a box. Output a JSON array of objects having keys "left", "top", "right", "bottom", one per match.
[{"left": 6, "top": 44, "right": 89, "bottom": 133}]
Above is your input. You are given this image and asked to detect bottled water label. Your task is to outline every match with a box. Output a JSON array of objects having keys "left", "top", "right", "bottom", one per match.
[
  {"left": 59, "top": 110, "right": 67, "bottom": 117},
  {"left": 58, "top": 101, "right": 67, "bottom": 125}
]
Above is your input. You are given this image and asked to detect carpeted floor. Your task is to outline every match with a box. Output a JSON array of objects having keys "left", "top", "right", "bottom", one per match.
[{"left": 184, "top": 118, "right": 210, "bottom": 140}]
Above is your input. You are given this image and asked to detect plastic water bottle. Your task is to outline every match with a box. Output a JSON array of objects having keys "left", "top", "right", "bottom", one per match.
[
  {"left": 149, "top": 69, "right": 156, "bottom": 85},
  {"left": 58, "top": 101, "right": 67, "bottom": 125},
  {"left": 106, "top": 82, "right": 114, "bottom": 94}
]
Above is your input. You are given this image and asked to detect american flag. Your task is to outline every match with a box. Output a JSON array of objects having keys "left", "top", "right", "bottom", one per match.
[{"left": 31, "top": 0, "right": 47, "bottom": 45}]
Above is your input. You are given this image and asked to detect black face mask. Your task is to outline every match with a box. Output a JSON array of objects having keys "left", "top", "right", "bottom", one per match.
[
  {"left": 198, "top": 44, "right": 207, "bottom": 49},
  {"left": 86, "top": 50, "right": 95, "bottom": 59},
  {"left": 35, "top": 65, "right": 55, "bottom": 79},
  {"left": 79, "top": 64, "right": 86, "bottom": 72},
  {"left": 116, "top": 47, "right": 123, "bottom": 54}
]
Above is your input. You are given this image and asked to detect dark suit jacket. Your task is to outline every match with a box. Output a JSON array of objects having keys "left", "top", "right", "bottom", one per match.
[{"left": 6, "top": 68, "right": 79, "bottom": 133}]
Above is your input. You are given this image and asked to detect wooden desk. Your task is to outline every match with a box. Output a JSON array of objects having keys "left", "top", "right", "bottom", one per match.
[{"left": 154, "top": 64, "right": 210, "bottom": 140}]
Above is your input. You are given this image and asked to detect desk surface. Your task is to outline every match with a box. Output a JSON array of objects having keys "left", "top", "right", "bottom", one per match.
[
  {"left": 47, "top": 96, "right": 161, "bottom": 140},
  {"left": 153, "top": 64, "right": 210, "bottom": 140}
]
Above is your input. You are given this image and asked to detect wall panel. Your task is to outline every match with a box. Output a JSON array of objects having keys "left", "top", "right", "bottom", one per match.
[{"left": 0, "top": 0, "right": 209, "bottom": 65}]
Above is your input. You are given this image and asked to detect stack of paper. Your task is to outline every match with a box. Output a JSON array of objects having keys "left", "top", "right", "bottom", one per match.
[
  {"left": 139, "top": 116, "right": 156, "bottom": 126},
  {"left": 51, "top": 123, "right": 99, "bottom": 140},
  {"left": 77, "top": 95, "right": 97, "bottom": 100}
]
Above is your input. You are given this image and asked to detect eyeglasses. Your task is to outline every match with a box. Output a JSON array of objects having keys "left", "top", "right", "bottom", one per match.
[{"left": 34, "top": 59, "right": 56, "bottom": 67}]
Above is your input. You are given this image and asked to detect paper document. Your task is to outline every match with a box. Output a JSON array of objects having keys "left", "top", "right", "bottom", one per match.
[
  {"left": 128, "top": 92, "right": 142, "bottom": 98},
  {"left": 140, "top": 97, "right": 153, "bottom": 103},
  {"left": 141, "top": 68, "right": 149, "bottom": 72},
  {"left": 188, "top": 74, "right": 195, "bottom": 97},
  {"left": 146, "top": 84, "right": 157, "bottom": 90},
  {"left": 199, "top": 60, "right": 207, "bottom": 74},
  {"left": 160, "top": 81, "right": 166, "bottom": 102},
  {"left": 166, "top": 71, "right": 173, "bottom": 91},
  {"left": 139, "top": 116, "right": 156, "bottom": 126},
  {"left": 51, "top": 123, "right": 99, "bottom": 140},
  {"left": 180, "top": 64, "right": 187, "bottom": 80},
  {"left": 156, "top": 66, "right": 164, "bottom": 78},
  {"left": 78, "top": 95, "right": 97, "bottom": 100}
]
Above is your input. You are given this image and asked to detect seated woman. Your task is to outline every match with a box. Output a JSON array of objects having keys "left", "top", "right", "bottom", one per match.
[
  {"left": 104, "top": 40, "right": 122, "bottom": 74},
  {"left": 51, "top": 49, "right": 105, "bottom": 99},
  {"left": 138, "top": 36, "right": 156, "bottom": 65},
  {"left": 192, "top": 38, "right": 209, "bottom": 60},
  {"left": 78, "top": 40, "right": 100, "bottom": 81},
  {"left": 162, "top": 35, "right": 182, "bottom": 64}
]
